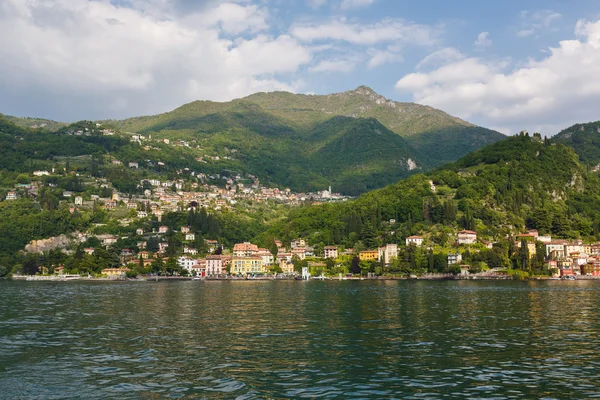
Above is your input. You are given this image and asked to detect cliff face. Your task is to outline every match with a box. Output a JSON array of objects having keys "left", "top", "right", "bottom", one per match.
[{"left": 24, "top": 234, "right": 76, "bottom": 254}]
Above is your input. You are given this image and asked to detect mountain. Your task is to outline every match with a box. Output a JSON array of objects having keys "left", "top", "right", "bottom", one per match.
[
  {"left": 0, "top": 113, "right": 66, "bottom": 131},
  {"left": 553, "top": 121, "right": 600, "bottom": 168},
  {"left": 109, "top": 86, "right": 505, "bottom": 194},
  {"left": 270, "top": 132, "right": 600, "bottom": 250}
]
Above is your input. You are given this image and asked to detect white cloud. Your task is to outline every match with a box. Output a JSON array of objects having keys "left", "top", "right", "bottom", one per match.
[
  {"left": 309, "top": 59, "right": 357, "bottom": 73},
  {"left": 340, "top": 0, "right": 376, "bottom": 10},
  {"left": 416, "top": 47, "right": 465, "bottom": 70},
  {"left": 474, "top": 31, "right": 491, "bottom": 48},
  {"left": 517, "top": 10, "right": 562, "bottom": 37},
  {"left": 0, "top": 0, "right": 311, "bottom": 120},
  {"left": 290, "top": 18, "right": 440, "bottom": 46},
  {"left": 185, "top": 3, "right": 269, "bottom": 34},
  {"left": 367, "top": 48, "right": 403, "bottom": 68},
  {"left": 395, "top": 18, "right": 600, "bottom": 135}
]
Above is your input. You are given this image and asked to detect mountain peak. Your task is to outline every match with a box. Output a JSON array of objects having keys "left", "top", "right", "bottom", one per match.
[{"left": 352, "top": 85, "right": 377, "bottom": 95}]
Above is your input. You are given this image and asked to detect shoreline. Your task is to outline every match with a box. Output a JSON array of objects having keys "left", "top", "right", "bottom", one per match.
[{"left": 7, "top": 274, "right": 599, "bottom": 282}]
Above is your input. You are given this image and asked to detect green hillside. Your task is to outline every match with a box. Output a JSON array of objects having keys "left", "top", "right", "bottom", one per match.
[
  {"left": 269, "top": 132, "right": 600, "bottom": 248},
  {"left": 1, "top": 113, "right": 67, "bottom": 131},
  {"left": 107, "top": 86, "right": 505, "bottom": 194},
  {"left": 553, "top": 121, "right": 600, "bottom": 167}
]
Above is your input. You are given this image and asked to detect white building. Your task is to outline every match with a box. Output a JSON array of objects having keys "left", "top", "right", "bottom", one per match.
[
  {"left": 378, "top": 244, "right": 398, "bottom": 265},
  {"left": 177, "top": 256, "right": 197, "bottom": 273},
  {"left": 457, "top": 230, "right": 477, "bottom": 245},
  {"left": 406, "top": 236, "right": 424, "bottom": 246},
  {"left": 447, "top": 253, "right": 462, "bottom": 265}
]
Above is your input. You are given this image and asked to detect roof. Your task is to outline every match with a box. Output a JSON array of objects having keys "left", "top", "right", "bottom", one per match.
[
  {"left": 458, "top": 230, "right": 477, "bottom": 235},
  {"left": 407, "top": 235, "right": 423, "bottom": 239}
]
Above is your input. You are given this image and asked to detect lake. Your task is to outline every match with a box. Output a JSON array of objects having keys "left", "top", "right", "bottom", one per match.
[{"left": 1, "top": 280, "right": 600, "bottom": 399}]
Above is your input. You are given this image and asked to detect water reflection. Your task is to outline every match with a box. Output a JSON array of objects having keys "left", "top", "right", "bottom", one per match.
[{"left": 1, "top": 280, "right": 600, "bottom": 398}]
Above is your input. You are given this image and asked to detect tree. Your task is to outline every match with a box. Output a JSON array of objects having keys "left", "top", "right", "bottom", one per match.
[
  {"left": 350, "top": 256, "right": 361, "bottom": 275},
  {"left": 518, "top": 239, "right": 530, "bottom": 270}
]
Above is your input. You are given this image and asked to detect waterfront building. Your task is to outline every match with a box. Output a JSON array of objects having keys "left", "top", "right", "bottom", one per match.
[
  {"left": 359, "top": 250, "right": 378, "bottom": 261},
  {"left": 233, "top": 242, "right": 259, "bottom": 257},
  {"left": 231, "top": 256, "right": 264, "bottom": 275},
  {"left": 378, "top": 244, "right": 398, "bottom": 265}
]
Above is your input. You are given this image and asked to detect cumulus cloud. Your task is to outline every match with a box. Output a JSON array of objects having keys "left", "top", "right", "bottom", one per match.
[
  {"left": 0, "top": 0, "right": 310, "bottom": 120},
  {"left": 396, "top": 19, "right": 600, "bottom": 135},
  {"left": 290, "top": 18, "right": 440, "bottom": 46},
  {"left": 474, "top": 32, "right": 491, "bottom": 48}
]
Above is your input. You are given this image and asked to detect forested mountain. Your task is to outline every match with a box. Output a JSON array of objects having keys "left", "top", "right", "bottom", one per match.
[
  {"left": 266, "top": 133, "right": 600, "bottom": 249},
  {"left": 553, "top": 121, "right": 600, "bottom": 168},
  {"left": 0, "top": 113, "right": 66, "bottom": 131},
  {"left": 108, "top": 86, "right": 505, "bottom": 194}
]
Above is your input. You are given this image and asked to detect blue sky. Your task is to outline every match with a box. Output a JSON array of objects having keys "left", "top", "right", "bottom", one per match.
[{"left": 1, "top": 0, "right": 600, "bottom": 135}]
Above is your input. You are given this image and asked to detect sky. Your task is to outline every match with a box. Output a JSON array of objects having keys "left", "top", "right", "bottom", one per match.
[{"left": 1, "top": 0, "right": 600, "bottom": 136}]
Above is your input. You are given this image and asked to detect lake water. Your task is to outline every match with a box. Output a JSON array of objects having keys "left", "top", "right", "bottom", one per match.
[{"left": 1, "top": 280, "right": 600, "bottom": 399}]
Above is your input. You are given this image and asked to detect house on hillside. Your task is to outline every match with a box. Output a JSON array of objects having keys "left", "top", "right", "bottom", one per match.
[
  {"left": 324, "top": 246, "right": 338, "bottom": 259},
  {"left": 457, "top": 230, "right": 477, "bottom": 245},
  {"left": 406, "top": 236, "right": 424, "bottom": 246}
]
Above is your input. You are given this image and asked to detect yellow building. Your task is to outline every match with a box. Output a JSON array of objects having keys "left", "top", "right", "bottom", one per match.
[
  {"left": 359, "top": 250, "right": 378, "bottom": 261},
  {"left": 231, "top": 256, "right": 264, "bottom": 275},
  {"left": 102, "top": 268, "right": 130, "bottom": 276}
]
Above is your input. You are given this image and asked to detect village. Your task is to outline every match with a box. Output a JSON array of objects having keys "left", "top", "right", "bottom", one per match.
[{"left": 3, "top": 126, "right": 600, "bottom": 280}]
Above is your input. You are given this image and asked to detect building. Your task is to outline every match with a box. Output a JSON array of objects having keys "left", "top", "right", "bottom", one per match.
[
  {"left": 359, "top": 250, "right": 378, "bottom": 261},
  {"left": 206, "top": 255, "right": 223, "bottom": 276},
  {"left": 206, "top": 240, "right": 219, "bottom": 252},
  {"left": 102, "top": 268, "right": 130, "bottom": 277},
  {"left": 406, "top": 236, "right": 424, "bottom": 247},
  {"left": 5, "top": 191, "right": 17, "bottom": 200},
  {"left": 74, "top": 196, "right": 83, "bottom": 205},
  {"left": 324, "top": 246, "right": 338, "bottom": 259},
  {"left": 231, "top": 256, "right": 264, "bottom": 275},
  {"left": 233, "top": 242, "right": 259, "bottom": 257},
  {"left": 290, "top": 239, "right": 306, "bottom": 249},
  {"left": 33, "top": 170, "right": 50, "bottom": 176},
  {"left": 158, "top": 226, "right": 168, "bottom": 234},
  {"left": 180, "top": 226, "right": 190, "bottom": 234},
  {"left": 183, "top": 247, "right": 198, "bottom": 255},
  {"left": 136, "top": 228, "right": 144, "bottom": 236},
  {"left": 128, "top": 162, "right": 139, "bottom": 168},
  {"left": 291, "top": 247, "right": 306, "bottom": 260},
  {"left": 546, "top": 240, "right": 568, "bottom": 258},
  {"left": 447, "top": 253, "right": 462, "bottom": 265},
  {"left": 185, "top": 233, "right": 196, "bottom": 241},
  {"left": 257, "top": 248, "right": 274, "bottom": 266},
  {"left": 457, "top": 230, "right": 477, "bottom": 245},
  {"left": 378, "top": 244, "right": 398, "bottom": 265},
  {"left": 177, "top": 256, "right": 197, "bottom": 273}
]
